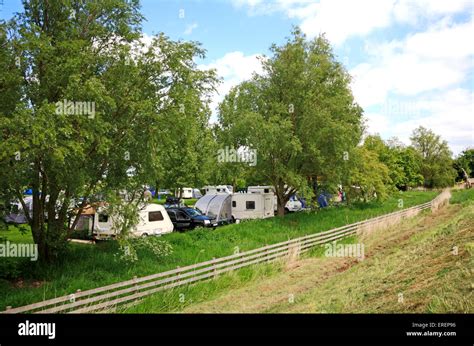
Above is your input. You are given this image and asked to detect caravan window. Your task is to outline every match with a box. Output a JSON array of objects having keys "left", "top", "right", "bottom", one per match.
[
  {"left": 232, "top": 201, "right": 236, "bottom": 208},
  {"left": 246, "top": 201, "right": 255, "bottom": 210},
  {"left": 216, "top": 188, "right": 221, "bottom": 192},
  {"left": 264, "top": 188, "right": 270, "bottom": 193},
  {"left": 149, "top": 211, "right": 164, "bottom": 222},
  {"left": 98, "top": 214, "right": 109, "bottom": 223}
]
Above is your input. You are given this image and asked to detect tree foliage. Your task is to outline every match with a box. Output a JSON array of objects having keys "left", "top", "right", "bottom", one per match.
[
  {"left": 0, "top": 0, "right": 216, "bottom": 261},
  {"left": 454, "top": 148, "right": 474, "bottom": 181},
  {"left": 363, "top": 134, "right": 423, "bottom": 190},
  {"left": 410, "top": 126, "right": 456, "bottom": 188},
  {"left": 217, "top": 29, "right": 363, "bottom": 214}
]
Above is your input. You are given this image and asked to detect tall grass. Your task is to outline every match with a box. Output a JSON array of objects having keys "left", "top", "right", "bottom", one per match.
[
  {"left": 0, "top": 191, "right": 437, "bottom": 310},
  {"left": 450, "top": 188, "right": 474, "bottom": 205}
]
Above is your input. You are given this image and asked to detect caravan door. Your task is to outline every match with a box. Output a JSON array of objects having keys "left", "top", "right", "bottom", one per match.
[
  {"left": 264, "top": 195, "right": 274, "bottom": 217},
  {"left": 94, "top": 212, "right": 115, "bottom": 239}
]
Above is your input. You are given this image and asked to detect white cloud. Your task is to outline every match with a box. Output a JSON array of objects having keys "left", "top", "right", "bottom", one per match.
[
  {"left": 184, "top": 22, "right": 198, "bottom": 35},
  {"left": 351, "top": 19, "right": 474, "bottom": 108},
  {"left": 393, "top": 0, "right": 473, "bottom": 25},
  {"left": 392, "top": 89, "right": 474, "bottom": 155},
  {"left": 295, "top": 0, "right": 395, "bottom": 45},
  {"left": 198, "top": 51, "right": 265, "bottom": 117},
  {"left": 229, "top": 1, "right": 474, "bottom": 153},
  {"left": 364, "top": 89, "right": 474, "bottom": 155},
  {"left": 232, "top": 0, "right": 473, "bottom": 44},
  {"left": 364, "top": 112, "right": 390, "bottom": 135}
]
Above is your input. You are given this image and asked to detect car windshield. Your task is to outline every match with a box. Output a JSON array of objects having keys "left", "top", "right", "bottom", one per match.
[{"left": 184, "top": 208, "right": 201, "bottom": 217}]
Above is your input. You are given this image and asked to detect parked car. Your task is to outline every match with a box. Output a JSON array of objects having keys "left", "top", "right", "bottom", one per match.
[{"left": 166, "top": 207, "right": 217, "bottom": 231}]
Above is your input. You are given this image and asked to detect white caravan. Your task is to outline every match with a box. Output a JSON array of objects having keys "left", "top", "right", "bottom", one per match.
[
  {"left": 93, "top": 204, "right": 174, "bottom": 240},
  {"left": 231, "top": 192, "right": 275, "bottom": 221},
  {"left": 179, "top": 188, "right": 194, "bottom": 199},
  {"left": 203, "top": 185, "right": 233, "bottom": 195},
  {"left": 247, "top": 186, "right": 304, "bottom": 212}
]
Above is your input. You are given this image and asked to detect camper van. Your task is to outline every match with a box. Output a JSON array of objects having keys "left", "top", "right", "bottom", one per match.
[
  {"left": 93, "top": 204, "right": 174, "bottom": 239},
  {"left": 231, "top": 192, "right": 275, "bottom": 221},
  {"left": 203, "top": 185, "right": 233, "bottom": 195},
  {"left": 247, "top": 186, "right": 304, "bottom": 212}
]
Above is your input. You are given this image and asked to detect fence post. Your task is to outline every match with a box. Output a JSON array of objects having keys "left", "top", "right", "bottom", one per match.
[
  {"left": 175, "top": 268, "right": 180, "bottom": 284},
  {"left": 212, "top": 258, "right": 217, "bottom": 279}
]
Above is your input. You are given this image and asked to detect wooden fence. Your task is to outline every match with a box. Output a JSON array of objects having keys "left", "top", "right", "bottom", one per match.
[{"left": 2, "top": 190, "right": 450, "bottom": 314}]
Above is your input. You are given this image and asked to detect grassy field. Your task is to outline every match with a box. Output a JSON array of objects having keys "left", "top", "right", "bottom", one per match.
[
  {"left": 163, "top": 189, "right": 473, "bottom": 313},
  {"left": 0, "top": 191, "right": 437, "bottom": 310}
]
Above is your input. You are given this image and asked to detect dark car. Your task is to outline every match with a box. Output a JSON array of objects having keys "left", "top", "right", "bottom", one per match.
[{"left": 166, "top": 207, "right": 217, "bottom": 231}]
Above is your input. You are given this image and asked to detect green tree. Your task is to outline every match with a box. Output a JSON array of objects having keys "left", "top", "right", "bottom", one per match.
[
  {"left": 453, "top": 148, "right": 474, "bottom": 182},
  {"left": 410, "top": 126, "right": 456, "bottom": 188},
  {"left": 363, "top": 135, "right": 423, "bottom": 190},
  {"left": 346, "top": 146, "right": 390, "bottom": 202},
  {"left": 0, "top": 0, "right": 216, "bottom": 261},
  {"left": 218, "top": 29, "right": 363, "bottom": 215},
  {"left": 395, "top": 146, "right": 424, "bottom": 189}
]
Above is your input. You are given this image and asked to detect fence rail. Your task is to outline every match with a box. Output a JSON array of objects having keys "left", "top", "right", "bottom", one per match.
[{"left": 2, "top": 190, "right": 450, "bottom": 314}]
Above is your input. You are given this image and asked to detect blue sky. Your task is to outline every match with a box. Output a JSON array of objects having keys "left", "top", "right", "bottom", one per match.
[{"left": 1, "top": 0, "right": 473, "bottom": 155}]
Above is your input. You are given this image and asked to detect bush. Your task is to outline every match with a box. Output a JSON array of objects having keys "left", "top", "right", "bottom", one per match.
[{"left": 0, "top": 258, "right": 26, "bottom": 280}]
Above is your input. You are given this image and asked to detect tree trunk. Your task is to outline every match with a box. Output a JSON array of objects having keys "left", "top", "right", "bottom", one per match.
[
  {"left": 275, "top": 182, "right": 289, "bottom": 217},
  {"left": 277, "top": 203, "right": 286, "bottom": 216}
]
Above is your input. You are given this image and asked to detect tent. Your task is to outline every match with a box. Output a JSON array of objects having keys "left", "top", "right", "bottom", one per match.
[
  {"left": 3, "top": 196, "right": 33, "bottom": 224},
  {"left": 195, "top": 193, "right": 232, "bottom": 225},
  {"left": 317, "top": 193, "right": 332, "bottom": 208}
]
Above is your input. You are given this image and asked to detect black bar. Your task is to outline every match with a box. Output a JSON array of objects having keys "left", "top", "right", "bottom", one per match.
[{"left": 0, "top": 314, "right": 472, "bottom": 345}]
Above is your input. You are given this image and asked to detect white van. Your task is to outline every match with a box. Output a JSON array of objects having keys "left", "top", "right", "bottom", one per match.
[
  {"left": 93, "top": 204, "right": 174, "bottom": 239},
  {"left": 203, "top": 185, "right": 233, "bottom": 195},
  {"left": 231, "top": 192, "right": 275, "bottom": 221},
  {"left": 247, "top": 186, "right": 303, "bottom": 212}
]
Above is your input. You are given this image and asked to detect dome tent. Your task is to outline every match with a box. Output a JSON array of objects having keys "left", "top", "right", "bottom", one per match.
[{"left": 195, "top": 193, "right": 232, "bottom": 225}]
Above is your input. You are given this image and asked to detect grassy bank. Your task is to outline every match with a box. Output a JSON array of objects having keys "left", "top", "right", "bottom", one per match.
[
  {"left": 450, "top": 188, "right": 474, "bottom": 205},
  {"left": 0, "top": 191, "right": 437, "bottom": 310},
  {"left": 174, "top": 189, "right": 473, "bottom": 313}
]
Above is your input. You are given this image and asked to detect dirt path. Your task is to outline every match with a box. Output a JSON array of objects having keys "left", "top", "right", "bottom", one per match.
[{"left": 182, "top": 204, "right": 473, "bottom": 313}]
